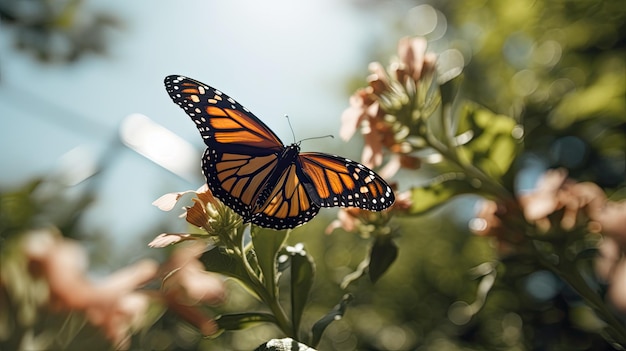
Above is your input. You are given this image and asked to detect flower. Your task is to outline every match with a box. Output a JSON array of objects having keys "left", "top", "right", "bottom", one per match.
[
  {"left": 326, "top": 188, "right": 412, "bottom": 236},
  {"left": 152, "top": 187, "right": 228, "bottom": 335},
  {"left": 396, "top": 36, "right": 437, "bottom": 84},
  {"left": 159, "top": 242, "right": 225, "bottom": 336},
  {"left": 341, "top": 36, "right": 434, "bottom": 176},
  {"left": 12, "top": 227, "right": 227, "bottom": 347},
  {"left": 471, "top": 168, "right": 610, "bottom": 242},
  {"left": 470, "top": 199, "right": 523, "bottom": 255},
  {"left": 22, "top": 228, "right": 158, "bottom": 349},
  {"left": 152, "top": 184, "right": 241, "bottom": 238},
  {"left": 470, "top": 168, "right": 626, "bottom": 313}
]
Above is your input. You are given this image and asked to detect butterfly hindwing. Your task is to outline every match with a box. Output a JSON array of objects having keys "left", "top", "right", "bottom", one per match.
[
  {"left": 201, "top": 148, "right": 278, "bottom": 221},
  {"left": 251, "top": 162, "right": 321, "bottom": 229},
  {"left": 298, "top": 153, "right": 395, "bottom": 211}
]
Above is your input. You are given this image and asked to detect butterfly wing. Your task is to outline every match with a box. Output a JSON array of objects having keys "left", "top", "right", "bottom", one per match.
[
  {"left": 249, "top": 160, "right": 321, "bottom": 229},
  {"left": 164, "top": 75, "right": 285, "bottom": 221},
  {"left": 298, "top": 153, "right": 395, "bottom": 211},
  {"left": 164, "top": 75, "right": 284, "bottom": 152}
]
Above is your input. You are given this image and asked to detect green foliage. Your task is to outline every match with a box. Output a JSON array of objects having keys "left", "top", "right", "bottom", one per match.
[
  {"left": 0, "top": 0, "right": 119, "bottom": 63},
  {"left": 251, "top": 227, "right": 289, "bottom": 299},
  {"left": 410, "top": 175, "right": 475, "bottom": 214},
  {"left": 368, "top": 235, "right": 398, "bottom": 283},
  {"left": 216, "top": 313, "right": 278, "bottom": 333},
  {"left": 456, "top": 103, "right": 521, "bottom": 179},
  {"left": 288, "top": 248, "right": 315, "bottom": 336},
  {"left": 3, "top": 0, "right": 625, "bottom": 350},
  {"left": 310, "top": 294, "right": 353, "bottom": 348},
  {"left": 199, "top": 246, "right": 253, "bottom": 286}
]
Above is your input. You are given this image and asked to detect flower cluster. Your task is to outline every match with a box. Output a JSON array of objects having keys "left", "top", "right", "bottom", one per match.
[
  {"left": 341, "top": 36, "right": 437, "bottom": 172},
  {"left": 151, "top": 184, "right": 241, "bottom": 244},
  {"left": 9, "top": 227, "right": 225, "bottom": 349},
  {"left": 22, "top": 228, "right": 156, "bottom": 348},
  {"left": 328, "top": 37, "right": 441, "bottom": 235},
  {"left": 472, "top": 168, "right": 626, "bottom": 311}
]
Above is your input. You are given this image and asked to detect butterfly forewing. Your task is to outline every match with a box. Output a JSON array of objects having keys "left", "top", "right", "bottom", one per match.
[
  {"left": 164, "top": 75, "right": 284, "bottom": 151},
  {"left": 298, "top": 153, "right": 395, "bottom": 211}
]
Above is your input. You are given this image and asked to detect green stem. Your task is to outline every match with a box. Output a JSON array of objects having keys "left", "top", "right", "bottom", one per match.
[
  {"left": 425, "top": 130, "right": 513, "bottom": 201},
  {"left": 536, "top": 248, "right": 626, "bottom": 347},
  {"left": 236, "top": 226, "right": 295, "bottom": 339},
  {"left": 206, "top": 224, "right": 294, "bottom": 337}
]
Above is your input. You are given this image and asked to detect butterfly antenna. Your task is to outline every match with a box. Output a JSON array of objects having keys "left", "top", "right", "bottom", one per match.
[
  {"left": 285, "top": 114, "right": 297, "bottom": 144},
  {"left": 298, "top": 134, "right": 334, "bottom": 144}
]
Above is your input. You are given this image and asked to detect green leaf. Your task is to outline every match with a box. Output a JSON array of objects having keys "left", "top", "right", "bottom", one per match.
[
  {"left": 369, "top": 236, "right": 398, "bottom": 283},
  {"left": 289, "top": 245, "right": 315, "bottom": 334},
  {"left": 215, "top": 312, "right": 278, "bottom": 332},
  {"left": 456, "top": 103, "right": 521, "bottom": 179},
  {"left": 199, "top": 247, "right": 253, "bottom": 287},
  {"left": 409, "top": 173, "right": 476, "bottom": 214},
  {"left": 550, "top": 73, "right": 626, "bottom": 129},
  {"left": 251, "top": 226, "right": 289, "bottom": 298},
  {"left": 310, "top": 294, "right": 353, "bottom": 348}
]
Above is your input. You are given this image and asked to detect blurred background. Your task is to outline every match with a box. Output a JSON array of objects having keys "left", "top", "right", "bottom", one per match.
[
  {"left": 1, "top": 0, "right": 625, "bottom": 350},
  {"left": 0, "top": 0, "right": 399, "bottom": 257}
]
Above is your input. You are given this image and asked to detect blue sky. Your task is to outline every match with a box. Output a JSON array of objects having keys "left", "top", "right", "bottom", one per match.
[{"left": 0, "top": 0, "right": 421, "bottom": 259}]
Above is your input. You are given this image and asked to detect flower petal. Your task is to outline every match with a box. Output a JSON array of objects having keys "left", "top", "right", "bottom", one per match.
[
  {"left": 152, "top": 190, "right": 195, "bottom": 211},
  {"left": 148, "top": 233, "right": 192, "bottom": 248}
]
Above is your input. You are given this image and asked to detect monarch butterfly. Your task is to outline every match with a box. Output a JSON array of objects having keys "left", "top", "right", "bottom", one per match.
[{"left": 164, "top": 75, "right": 395, "bottom": 229}]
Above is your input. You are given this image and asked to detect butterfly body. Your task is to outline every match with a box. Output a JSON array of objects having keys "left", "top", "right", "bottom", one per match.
[{"left": 165, "top": 75, "right": 395, "bottom": 230}]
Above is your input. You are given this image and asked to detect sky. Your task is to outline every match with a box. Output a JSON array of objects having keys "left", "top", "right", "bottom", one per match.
[{"left": 0, "top": 0, "right": 428, "bottom": 261}]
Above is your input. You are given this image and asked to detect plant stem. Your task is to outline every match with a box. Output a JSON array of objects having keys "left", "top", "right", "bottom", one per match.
[
  {"left": 425, "top": 130, "right": 513, "bottom": 201},
  {"left": 236, "top": 227, "right": 295, "bottom": 339},
  {"left": 536, "top": 248, "right": 626, "bottom": 347}
]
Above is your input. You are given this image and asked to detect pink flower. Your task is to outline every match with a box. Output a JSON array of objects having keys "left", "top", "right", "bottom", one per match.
[
  {"left": 159, "top": 242, "right": 225, "bottom": 336},
  {"left": 326, "top": 188, "right": 412, "bottom": 235},
  {"left": 23, "top": 228, "right": 158, "bottom": 349},
  {"left": 470, "top": 168, "right": 626, "bottom": 313},
  {"left": 153, "top": 184, "right": 239, "bottom": 236},
  {"left": 396, "top": 36, "right": 437, "bottom": 83},
  {"left": 341, "top": 36, "right": 435, "bottom": 176}
]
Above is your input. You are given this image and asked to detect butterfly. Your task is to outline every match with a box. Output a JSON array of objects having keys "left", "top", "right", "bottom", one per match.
[{"left": 164, "top": 75, "right": 395, "bottom": 230}]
